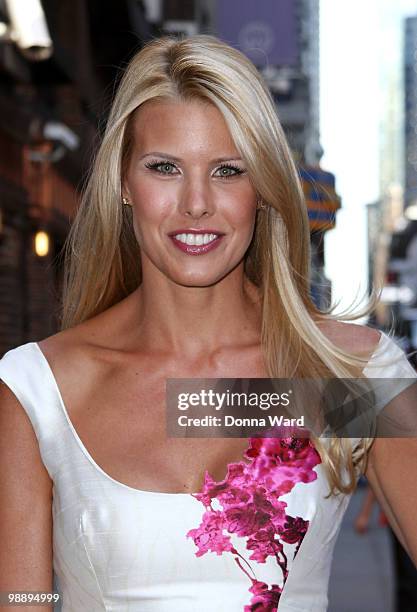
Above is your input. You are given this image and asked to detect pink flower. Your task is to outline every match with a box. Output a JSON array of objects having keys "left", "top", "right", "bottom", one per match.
[
  {"left": 187, "top": 435, "right": 322, "bottom": 610},
  {"left": 244, "top": 579, "right": 282, "bottom": 611},
  {"left": 186, "top": 510, "right": 234, "bottom": 556},
  {"left": 225, "top": 504, "right": 270, "bottom": 537},
  {"left": 246, "top": 529, "right": 283, "bottom": 563},
  {"left": 280, "top": 516, "right": 309, "bottom": 552},
  {"left": 245, "top": 436, "right": 321, "bottom": 473}
]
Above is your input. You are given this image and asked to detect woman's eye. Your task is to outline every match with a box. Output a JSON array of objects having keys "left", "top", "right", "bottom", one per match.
[
  {"left": 144, "top": 161, "right": 244, "bottom": 178},
  {"left": 215, "top": 165, "right": 244, "bottom": 178},
  {"left": 145, "top": 161, "right": 177, "bottom": 175}
]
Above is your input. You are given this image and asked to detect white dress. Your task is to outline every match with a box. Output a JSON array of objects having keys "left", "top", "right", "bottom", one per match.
[{"left": 0, "top": 331, "right": 416, "bottom": 612}]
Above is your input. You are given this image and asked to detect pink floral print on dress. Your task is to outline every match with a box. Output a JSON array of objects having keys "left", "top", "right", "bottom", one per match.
[{"left": 186, "top": 433, "right": 322, "bottom": 611}]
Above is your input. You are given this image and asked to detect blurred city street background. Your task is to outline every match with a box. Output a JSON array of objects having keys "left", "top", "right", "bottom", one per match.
[{"left": 0, "top": 1, "right": 416, "bottom": 611}]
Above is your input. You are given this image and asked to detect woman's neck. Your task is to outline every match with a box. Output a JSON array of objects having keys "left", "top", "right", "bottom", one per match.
[{"left": 132, "top": 266, "right": 262, "bottom": 357}]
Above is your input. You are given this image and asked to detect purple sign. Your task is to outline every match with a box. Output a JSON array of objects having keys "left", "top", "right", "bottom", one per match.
[{"left": 215, "top": 0, "right": 299, "bottom": 67}]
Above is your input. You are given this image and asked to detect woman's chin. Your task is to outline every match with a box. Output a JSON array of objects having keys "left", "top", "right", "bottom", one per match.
[{"left": 167, "top": 269, "right": 231, "bottom": 288}]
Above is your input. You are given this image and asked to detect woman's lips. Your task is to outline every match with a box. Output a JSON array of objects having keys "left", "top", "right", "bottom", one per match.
[{"left": 169, "top": 233, "right": 224, "bottom": 255}]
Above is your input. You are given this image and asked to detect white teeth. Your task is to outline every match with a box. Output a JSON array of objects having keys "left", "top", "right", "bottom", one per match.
[{"left": 173, "top": 233, "right": 219, "bottom": 246}]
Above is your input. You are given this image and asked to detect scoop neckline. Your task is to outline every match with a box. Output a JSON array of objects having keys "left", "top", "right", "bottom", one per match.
[
  {"left": 31, "top": 330, "right": 388, "bottom": 498},
  {"left": 33, "top": 342, "right": 203, "bottom": 498}
]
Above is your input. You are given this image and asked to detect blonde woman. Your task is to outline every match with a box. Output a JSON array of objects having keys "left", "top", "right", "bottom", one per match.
[{"left": 0, "top": 35, "right": 416, "bottom": 612}]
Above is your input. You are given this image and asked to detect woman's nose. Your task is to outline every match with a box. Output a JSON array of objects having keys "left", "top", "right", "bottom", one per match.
[{"left": 178, "top": 182, "right": 215, "bottom": 219}]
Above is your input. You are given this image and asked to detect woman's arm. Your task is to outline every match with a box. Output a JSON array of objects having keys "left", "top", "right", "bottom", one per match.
[
  {"left": 364, "top": 436, "right": 417, "bottom": 566},
  {"left": 0, "top": 382, "right": 53, "bottom": 611}
]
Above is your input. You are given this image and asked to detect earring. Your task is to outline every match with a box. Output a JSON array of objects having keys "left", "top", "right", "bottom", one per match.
[
  {"left": 257, "top": 199, "right": 267, "bottom": 210},
  {"left": 122, "top": 197, "right": 131, "bottom": 206}
]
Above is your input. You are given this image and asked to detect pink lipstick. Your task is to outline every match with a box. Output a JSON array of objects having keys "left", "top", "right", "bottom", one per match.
[{"left": 168, "top": 229, "right": 224, "bottom": 256}]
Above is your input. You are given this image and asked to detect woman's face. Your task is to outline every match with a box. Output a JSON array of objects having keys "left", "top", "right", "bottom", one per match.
[{"left": 123, "top": 98, "right": 258, "bottom": 287}]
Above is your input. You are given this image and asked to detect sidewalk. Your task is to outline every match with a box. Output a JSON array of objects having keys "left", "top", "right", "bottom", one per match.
[{"left": 328, "top": 486, "right": 394, "bottom": 612}]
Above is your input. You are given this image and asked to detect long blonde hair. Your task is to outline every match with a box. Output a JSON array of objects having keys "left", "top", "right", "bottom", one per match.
[{"left": 61, "top": 34, "right": 394, "bottom": 495}]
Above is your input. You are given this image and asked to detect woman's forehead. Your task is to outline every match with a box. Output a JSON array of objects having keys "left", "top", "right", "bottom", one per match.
[{"left": 129, "top": 98, "right": 239, "bottom": 158}]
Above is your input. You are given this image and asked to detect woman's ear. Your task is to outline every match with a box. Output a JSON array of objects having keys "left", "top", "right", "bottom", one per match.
[
  {"left": 121, "top": 178, "right": 132, "bottom": 201},
  {"left": 121, "top": 183, "right": 133, "bottom": 207}
]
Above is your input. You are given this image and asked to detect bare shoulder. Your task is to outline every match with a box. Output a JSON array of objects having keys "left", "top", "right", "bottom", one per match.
[
  {"left": 36, "top": 292, "right": 141, "bottom": 407},
  {"left": 36, "top": 322, "right": 97, "bottom": 401},
  {"left": 36, "top": 327, "right": 105, "bottom": 416},
  {"left": 40, "top": 287, "right": 141, "bottom": 351},
  {"left": 315, "top": 319, "right": 381, "bottom": 357}
]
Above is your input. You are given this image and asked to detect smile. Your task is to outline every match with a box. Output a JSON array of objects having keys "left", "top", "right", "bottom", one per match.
[
  {"left": 174, "top": 233, "right": 218, "bottom": 245},
  {"left": 168, "top": 231, "right": 224, "bottom": 255}
]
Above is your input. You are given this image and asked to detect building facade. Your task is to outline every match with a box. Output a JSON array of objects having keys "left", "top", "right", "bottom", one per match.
[
  {"left": 404, "top": 15, "right": 417, "bottom": 210},
  {"left": 369, "top": 12, "right": 417, "bottom": 353}
]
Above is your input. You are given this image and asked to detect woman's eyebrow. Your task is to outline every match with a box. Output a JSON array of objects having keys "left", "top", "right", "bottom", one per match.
[{"left": 139, "top": 151, "right": 243, "bottom": 164}]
